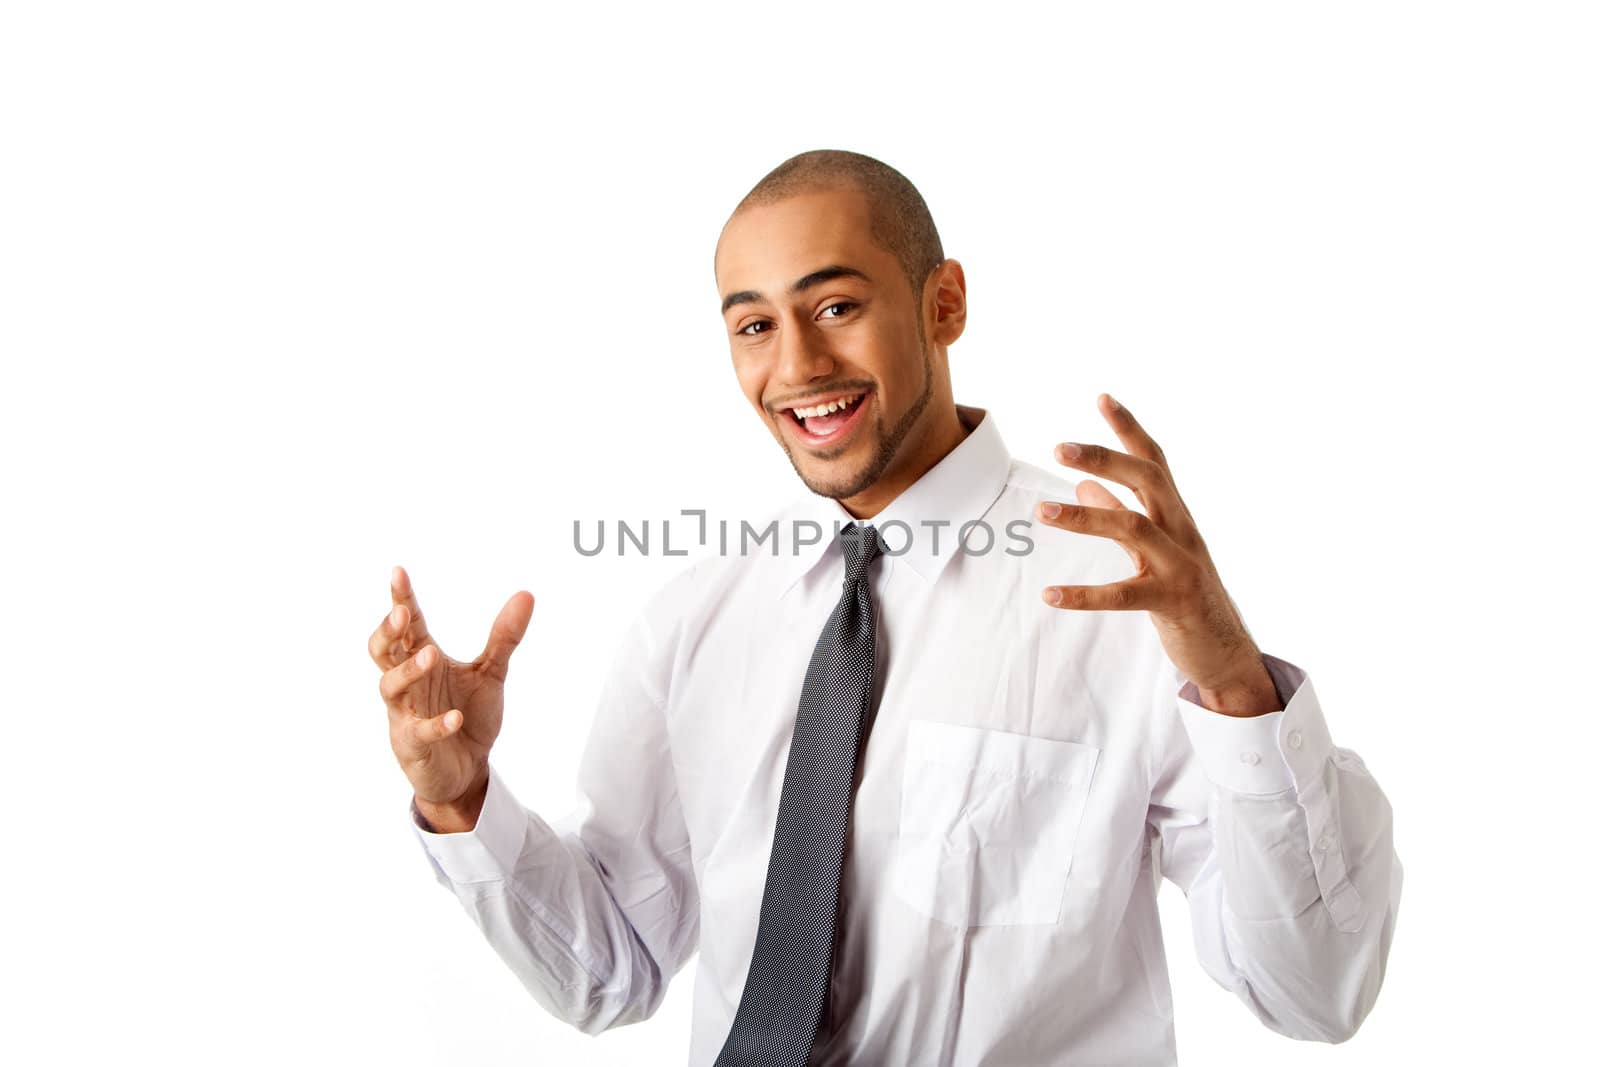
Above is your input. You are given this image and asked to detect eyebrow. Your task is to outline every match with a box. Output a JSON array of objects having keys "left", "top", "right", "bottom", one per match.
[{"left": 720, "top": 264, "right": 873, "bottom": 315}]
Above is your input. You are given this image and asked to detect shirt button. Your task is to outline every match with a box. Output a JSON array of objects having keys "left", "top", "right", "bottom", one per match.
[
  {"left": 1315, "top": 833, "right": 1333, "bottom": 851},
  {"left": 1287, "top": 729, "right": 1303, "bottom": 750},
  {"left": 1239, "top": 750, "right": 1261, "bottom": 766}
]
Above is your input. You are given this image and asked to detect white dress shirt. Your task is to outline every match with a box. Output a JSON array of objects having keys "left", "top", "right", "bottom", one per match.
[{"left": 411, "top": 404, "right": 1403, "bottom": 1066}]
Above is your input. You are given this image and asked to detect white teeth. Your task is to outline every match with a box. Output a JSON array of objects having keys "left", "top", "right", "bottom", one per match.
[{"left": 793, "top": 394, "right": 859, "bottom": 420}]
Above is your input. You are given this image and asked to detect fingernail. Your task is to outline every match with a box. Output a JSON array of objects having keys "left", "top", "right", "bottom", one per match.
[
  {"left": 1044, "top": 588, "right": 1063, "bottom": 605},
  {"left": 1040, "top": 501, "right": 1061, "bottom": 519},
  {"left": 390, "top": 606, "right": 403, "bottom": 630},
  {"left": 1106, "top": 394, "right": 1121, "bottom": 411},
  {"left": 1058, "top": 443, "right": 1081, "bottom": 461}
]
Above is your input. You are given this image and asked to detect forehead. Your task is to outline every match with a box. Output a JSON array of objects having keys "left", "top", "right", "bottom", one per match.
[{"left": 714, "top": 187, "right": 891, "bottom": 293}]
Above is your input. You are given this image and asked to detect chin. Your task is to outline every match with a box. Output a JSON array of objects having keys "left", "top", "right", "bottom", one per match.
[
  {"left": 772, "top": 401, "right": 909, "bottom": 501},
  {"left": 790, "top": 448, "right": 882, "bottom": 501},
  {"left": 797, "top": 469, "right": 869, "bottom": 500}
]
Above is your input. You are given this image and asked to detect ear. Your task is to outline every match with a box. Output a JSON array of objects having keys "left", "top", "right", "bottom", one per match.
[{"left": 925, "top": 258, "right": 967, "bottom": 346}]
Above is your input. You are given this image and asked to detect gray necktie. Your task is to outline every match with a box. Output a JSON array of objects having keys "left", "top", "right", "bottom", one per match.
[{"left": 715, "top": 521, "right": 887, "bottom": 1066}]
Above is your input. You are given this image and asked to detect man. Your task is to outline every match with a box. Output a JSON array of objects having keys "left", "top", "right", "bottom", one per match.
[{"left": 369, "top": 149, "right": 1402, "bottom": 1065}]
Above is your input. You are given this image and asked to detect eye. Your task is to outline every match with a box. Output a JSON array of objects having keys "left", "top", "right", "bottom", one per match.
[
  {"left": 737, "top": 319, "right": 773, "bottom": 336},
  {"left": 819, "top": 301, "right": 857, "bottom": 319}
]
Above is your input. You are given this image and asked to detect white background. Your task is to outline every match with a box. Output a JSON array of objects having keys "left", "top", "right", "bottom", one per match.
[{"left": 3, "top": 2, "right": 1595, "bottom": 1064}]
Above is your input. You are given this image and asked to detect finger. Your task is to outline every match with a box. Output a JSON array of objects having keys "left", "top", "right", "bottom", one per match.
[
  {"left": 1042, "top": 578, "right": 1162, "bottom": 612},
  {"left": 379, "top": 643, "right": 440, "bottom": 705},
  {"left": 1034, "top": 500, "right": 1186, "bottom": 571},
  {"left": 406, "top": 708, "right": 463, "bottom": 748},
  {"left": 1055, "top": 441, "right": 1177, "bottom": 527},
  {"left": 389, "top": 565, "right": 435, "bottom": 649},
  {"left": 368, "top": 603, "right": 413, "bottom": 670},
  {"left": 478, "top": 591, "right": 535, "bottom": 681},
  {"left": 1097, "top": 393, "right": 1168, "bottom": 469}
]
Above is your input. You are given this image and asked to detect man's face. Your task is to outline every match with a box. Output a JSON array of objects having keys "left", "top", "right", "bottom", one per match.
[{"left": 715, "top": 187, "right": 936, "bottom": 501}]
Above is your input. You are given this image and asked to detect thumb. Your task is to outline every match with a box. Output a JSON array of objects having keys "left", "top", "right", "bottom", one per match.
[
  {"left": 1072, "top": 480, "right": 1144, "bottom": 569},
  {"left": 409, "top": 708, "right": 464, "bottom": 748},
  {"left": 479, "top": 590, "right": 534, "bottom": 679},
  {"left": 1072, "top": 479, "right": 1125, "bottom": 511}
]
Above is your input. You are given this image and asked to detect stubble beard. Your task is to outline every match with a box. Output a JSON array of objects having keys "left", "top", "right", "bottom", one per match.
[{"left": 781, "top": 341, "right": 936, "bottom": 502}]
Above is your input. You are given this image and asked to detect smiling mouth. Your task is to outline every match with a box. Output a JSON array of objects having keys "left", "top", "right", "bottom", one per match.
[{"left": 779, "top": 390, "right": 870, "bottom": 444}]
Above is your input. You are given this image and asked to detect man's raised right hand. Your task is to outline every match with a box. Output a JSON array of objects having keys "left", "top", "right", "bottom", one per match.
[{"left": 369, "top": 565, "right": 534, "bottom": 833}]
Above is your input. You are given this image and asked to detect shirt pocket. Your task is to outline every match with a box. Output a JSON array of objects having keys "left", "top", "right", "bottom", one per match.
[{"left": 889, "top": 719, "right": 1101, "bottom": 927}]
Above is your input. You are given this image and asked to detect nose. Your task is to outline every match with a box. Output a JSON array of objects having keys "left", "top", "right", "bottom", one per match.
[{"left": 773, "top": 316, "right": 836, "bottom": 388}]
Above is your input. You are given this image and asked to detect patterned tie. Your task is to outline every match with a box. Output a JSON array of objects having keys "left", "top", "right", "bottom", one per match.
[{"left": 714, "top": 521, "right": 887, "bottom": 1067}]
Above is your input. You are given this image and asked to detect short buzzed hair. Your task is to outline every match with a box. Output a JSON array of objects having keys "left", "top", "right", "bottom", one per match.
[{"left": 732, "top": 149, "right": 945, "bottom": 298}]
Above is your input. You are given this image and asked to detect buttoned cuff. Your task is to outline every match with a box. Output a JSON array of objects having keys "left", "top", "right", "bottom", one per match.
[
  {"left": 410, "top": 762, "right": 526, "bottom": 884},
  {"left": 1175, "top": 653, "right": 1333, "bottom": 796},
  {"left": 1177, "top": 653, "right": 1367, "bottom": 932}
]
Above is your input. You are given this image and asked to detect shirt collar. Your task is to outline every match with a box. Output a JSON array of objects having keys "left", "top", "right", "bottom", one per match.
[{"left": 775, "top": 403, "right": 1012, "bottom": 596}]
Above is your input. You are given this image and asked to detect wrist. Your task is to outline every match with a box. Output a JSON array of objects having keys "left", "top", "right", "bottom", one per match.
[
  {"left": 1196, "top": 654, "right": 1283, "bottom": 717},
  {"left": 414, "top": 768, "right": 490, "bottom": 834}
]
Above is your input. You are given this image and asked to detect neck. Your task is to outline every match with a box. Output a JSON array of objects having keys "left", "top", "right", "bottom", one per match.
[{"left": 838, "top": 401, "right": 971, "bottom": 519}]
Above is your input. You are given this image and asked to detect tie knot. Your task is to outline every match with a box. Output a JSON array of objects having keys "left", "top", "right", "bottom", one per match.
[{"left": 839, "top": 522, "right": 885, "bottom": 584}]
